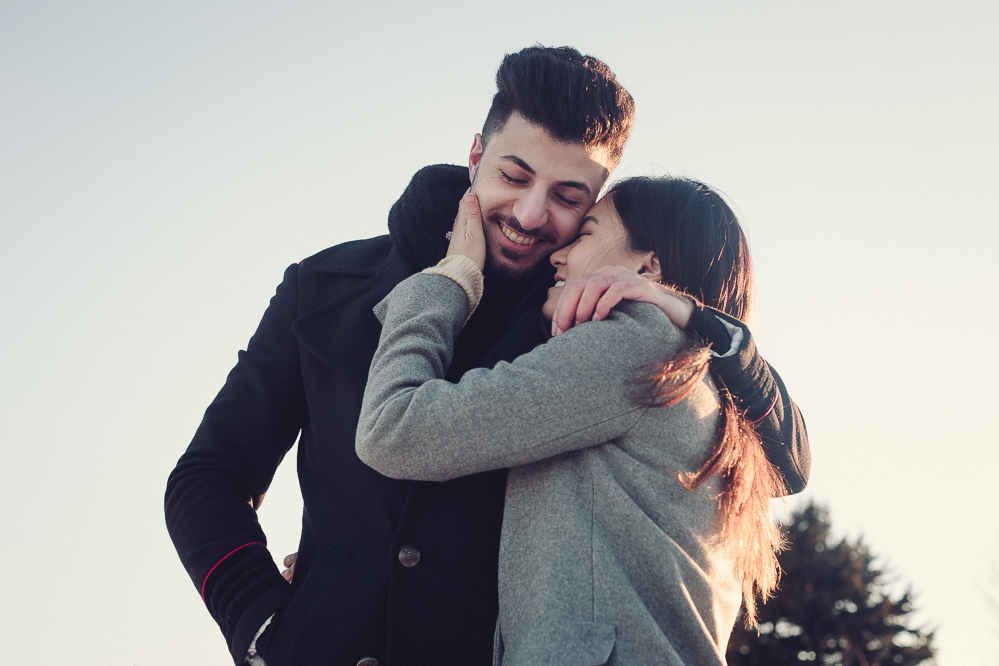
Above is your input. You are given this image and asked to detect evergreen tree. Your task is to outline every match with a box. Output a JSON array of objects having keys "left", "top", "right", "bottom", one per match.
[{"left": 727, "top": 502, "right": 935, "bottom": 666}]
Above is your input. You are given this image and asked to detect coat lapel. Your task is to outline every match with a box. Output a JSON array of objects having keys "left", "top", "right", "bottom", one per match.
[{"left": 293, "top": 240, "right": 417, "bottom": 381}]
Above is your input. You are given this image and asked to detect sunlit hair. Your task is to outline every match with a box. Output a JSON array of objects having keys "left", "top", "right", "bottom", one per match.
[
  {"left": 482, "top": 45, "right": 635, "bottom": 167},
  {"left": 611, "top": 176, "right": 787, "bottom": 626}
]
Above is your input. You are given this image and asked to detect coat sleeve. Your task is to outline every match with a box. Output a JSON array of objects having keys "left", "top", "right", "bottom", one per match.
[
  {"left": 687, "top": 304, "right": 810, "bottom": 495},
  {"left": 165, "top": 263, "right": 304, "bottom": 665},
  {"left": 355, "top": 273, "right": 684, "bottom": 482}
]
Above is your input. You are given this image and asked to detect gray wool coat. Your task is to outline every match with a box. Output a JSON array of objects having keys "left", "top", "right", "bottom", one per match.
[{"left": 356, "top": 273, "right": 743, "bottom": 666}]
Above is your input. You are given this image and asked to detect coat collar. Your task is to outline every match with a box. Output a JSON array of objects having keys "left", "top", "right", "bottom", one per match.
[{"left": 292, "top": 164, "right": 467, "bottom": 379}]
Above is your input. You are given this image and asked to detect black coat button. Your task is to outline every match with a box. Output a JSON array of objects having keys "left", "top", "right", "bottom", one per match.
[
  {"left": 398, "top": 545, "right": 421, "bottom": 567},
  {"left": 356, "top": 658, "right": 379, "bottom": 666}
]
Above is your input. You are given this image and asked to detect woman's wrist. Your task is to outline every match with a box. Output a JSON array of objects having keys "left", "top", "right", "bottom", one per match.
[
  {"left": 422, "top": 254, "right": 485, "bottom": 317},
  {"left": 652, "top": 285, "right": 694, "bottom": 329}
]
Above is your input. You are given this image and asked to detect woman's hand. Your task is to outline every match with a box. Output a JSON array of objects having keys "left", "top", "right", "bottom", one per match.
[
  {"left": 551, "top": 266, "right": 694, "bottom": 336},
  {"left": 446, "top": 191, "right": 486, "bottom": 271},
  {"left": 281, "top": 552, "right": 297, "bottom": 582}
]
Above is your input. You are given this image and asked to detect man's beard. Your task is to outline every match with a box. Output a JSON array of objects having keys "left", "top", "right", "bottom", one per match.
[
  {"left": 482, "top": 210, "right": 556, "bottom": 283},
  {"left": 484, "top": 249, "right": 550, "bottom": 285}
]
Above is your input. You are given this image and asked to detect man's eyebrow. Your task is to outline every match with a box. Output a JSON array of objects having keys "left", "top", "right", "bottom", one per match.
[
  {"left": 500, "top": 155, "right": 535, "bottom": 176},
  {"left": 499, "top": 155, "right": 593, "bottom": 195}
]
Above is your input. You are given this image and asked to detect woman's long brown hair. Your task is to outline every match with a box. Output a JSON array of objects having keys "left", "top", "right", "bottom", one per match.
[{"left": 611, "top": 177, "right": 787, "bottom": 626}]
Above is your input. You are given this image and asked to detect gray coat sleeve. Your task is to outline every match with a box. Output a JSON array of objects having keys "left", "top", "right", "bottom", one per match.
[{"left": 355, "top": 272, "right": 688, "bottom": 482}]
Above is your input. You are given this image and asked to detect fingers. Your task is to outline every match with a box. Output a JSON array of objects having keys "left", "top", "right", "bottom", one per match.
[
  {"left": 553, "top": 276, "right": 609, "bottom": 334},
  {"left": 462, "top": 192, "right": 486, "bottom": 270},
  {"left": 592, "top": 283, "right": 632, "bottom": 322},
  {"left": 571, "top": 280, "right": 608, "bottom": 327},
  {"left": 446, "top": 188, "right": 470, "bottom": 253},
  {"left": 551, "top": 279, "right": 584, "bottom": 335},
  {"left": 551, "top": 267, "right": 653, "bottom": 336},
  {"left": 592, "top": 276, "right": 662, "bottom": 320},
  {"left": 551, "top": 269, "right": 606, "bottom": 334},
  {"left": 463, "top": 192, "right": 482, "bottom": 237},
  {"left": 552, "top": 274, "right": 601, "bottom": 335},
  {"left": 446, "top": 191, "right": 486, "bottom": 270},
  {"left": 281, "top": 552, "right": 298, "bottom": 582}
]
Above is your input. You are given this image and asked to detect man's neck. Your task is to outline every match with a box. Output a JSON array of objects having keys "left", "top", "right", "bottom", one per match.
[{"left": 445, "top": 265, "right": 550, "bottom": 381}]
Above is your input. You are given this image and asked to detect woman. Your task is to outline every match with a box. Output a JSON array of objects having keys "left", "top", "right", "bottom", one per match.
[{"left": 356, "top": 176, "right": 786, "bottom": 665}]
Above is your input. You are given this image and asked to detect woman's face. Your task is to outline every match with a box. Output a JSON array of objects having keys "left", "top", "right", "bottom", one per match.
[{"left": 541, "top": 195, "right": 654, "bottom": 321}]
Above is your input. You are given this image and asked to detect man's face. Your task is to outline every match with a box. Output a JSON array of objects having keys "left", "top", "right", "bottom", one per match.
[{"left": 468, "top": 113, "right": 613, "bottom": 277}]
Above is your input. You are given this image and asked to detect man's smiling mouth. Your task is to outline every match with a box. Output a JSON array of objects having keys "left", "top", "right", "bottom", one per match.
[{"left": 500, "top": 223, "right": 540, "bottom": 246}]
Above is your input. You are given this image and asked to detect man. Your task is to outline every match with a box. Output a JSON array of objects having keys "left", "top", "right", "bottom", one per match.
[{"left": 166, "top": 46, "right": 807, "bottom": 666}]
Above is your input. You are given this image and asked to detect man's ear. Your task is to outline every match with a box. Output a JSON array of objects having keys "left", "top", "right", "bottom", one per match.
[
  {"left": 639, "top": 253, "right": 661, "bottom": 282},
  {"left": 468, "top": 134, "right": 483, "bottom": 184}
]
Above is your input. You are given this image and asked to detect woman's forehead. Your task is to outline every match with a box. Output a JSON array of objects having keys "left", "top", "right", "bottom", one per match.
[{"left": 583, "top": 196, "right": 621, "bottom": 227}]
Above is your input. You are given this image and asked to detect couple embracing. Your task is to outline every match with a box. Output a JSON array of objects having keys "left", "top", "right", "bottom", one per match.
[{"left": 167, "top": 45, "right": 809, "bottom": 666}]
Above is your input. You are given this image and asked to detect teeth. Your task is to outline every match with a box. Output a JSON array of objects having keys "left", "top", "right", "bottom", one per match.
[
  {"left": 500, "top": 224, "right": 539, "bottom": 246},
  {"left": 553, "top": 280, "right": 565, "bottom": 288}
]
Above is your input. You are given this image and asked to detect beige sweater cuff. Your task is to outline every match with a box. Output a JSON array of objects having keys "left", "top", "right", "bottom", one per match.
[{"left": 422, "top": 254, "right": 485, "bottom": 318}]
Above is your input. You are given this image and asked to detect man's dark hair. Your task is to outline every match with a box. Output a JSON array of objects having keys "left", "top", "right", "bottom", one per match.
[{"left": 482, "top": 46, "right": 635, "bottom": 166}]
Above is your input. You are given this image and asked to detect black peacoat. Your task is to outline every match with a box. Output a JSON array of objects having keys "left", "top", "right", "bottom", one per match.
[{"left": 167, "top": 232, "right": 515, "bottom": 666}]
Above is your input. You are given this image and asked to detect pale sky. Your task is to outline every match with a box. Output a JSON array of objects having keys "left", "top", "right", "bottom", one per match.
[{"left": 2, "top": 2, "right": 997, "bottom": 664}]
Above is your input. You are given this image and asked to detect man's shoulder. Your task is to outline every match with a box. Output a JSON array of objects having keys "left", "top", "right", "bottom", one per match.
[{"left": 298, "top": 235, "right": 395, "bottom": 276}]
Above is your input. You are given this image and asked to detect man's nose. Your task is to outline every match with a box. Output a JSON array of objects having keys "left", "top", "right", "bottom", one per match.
[{"left": 513, "top": 189, "right": 548, "bottom": 231}]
